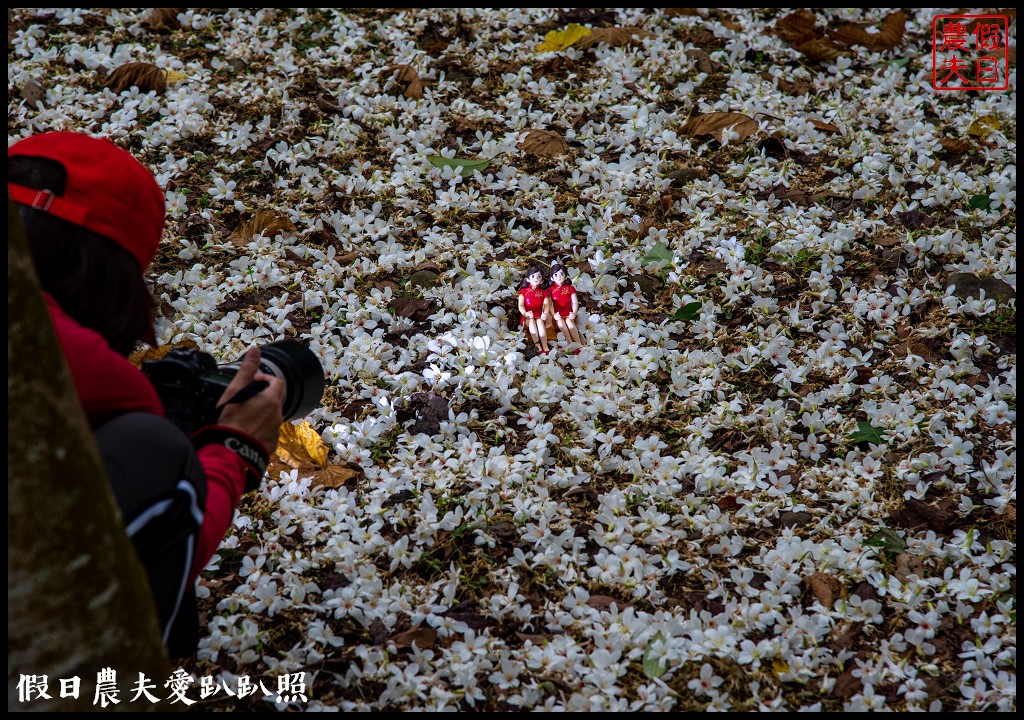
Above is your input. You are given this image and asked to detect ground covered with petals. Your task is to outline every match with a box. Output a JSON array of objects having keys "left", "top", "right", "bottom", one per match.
[{"left": 9, "top": 8, "right": 1016, "bottom": 712}]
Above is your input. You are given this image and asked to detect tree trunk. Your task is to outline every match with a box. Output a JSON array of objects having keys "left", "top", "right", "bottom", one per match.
[{"left": 7, "top": 198, "right": 178, "bottom": 711}]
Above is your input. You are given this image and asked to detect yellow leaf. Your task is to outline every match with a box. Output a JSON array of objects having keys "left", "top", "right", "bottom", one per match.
[
  {"left": 164, "top": 69, "right": 188, "bottom": 84},
  {"left": 275, "top": 420, "right": 329, "bottom": 469},
  {"left": 967, "top": 116, "right": 1000, "bottom": 137},
  {"left": 535, "top": 24, "right": 592, "bottom": 53},
  {"left": 772, "top": 658, "right": 790, "bottom": 675}
]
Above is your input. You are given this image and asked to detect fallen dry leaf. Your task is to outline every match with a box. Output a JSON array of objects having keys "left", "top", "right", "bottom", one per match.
[
  {"left": 804, "top": 571, "right": 844, "bottom": 608},
  {"left": 103, "top": 62, "right": 168, "bottom": 94},
  {"left": 535, "top": 24, "right": 592, "bottom": 53},
  {"left": 19, "top": 81, "right": 45, "bottom": 108},
  {"left": 810, "top": 118, "right": 842, "bottom": 134},
  {"left": 940, "top": 137, "right": 974, "bottom": 154},
  {"left": 830, "top": 11, "right": 907, "bottom": 51},
  {"left": 686, "top": 48, "right": 718, "bottom": 74},
  {"left": 519, "top": 128, "right": 570, "bottom": 157},
  {"left": 773, "top": 9, "right": 822, "bottom": 45},
  {"left": 793, "top": 36, "right": 851, "bottom": 63},
  {"left": 894, "top": 553, "right": 927, "bottom": 581},
  {"left": 586, "top": 594, "right": 629, "bottom": 611},
  {"left": 682, "top": 111, "right": 760, "bottom": 144},
  {"left": 227, "top": 210, "right": 298, "bottom": 246},
  {"left": 311, "top": 463, "right": 363, "bottom": 490},
  {"left": 576, "top": 26, "right": 655, "bottom": 48},
  {"left": 390, "top": 64, "right": 424, "bottom": 99},
  {"left": 967, "top": 115, "right": 1001, "bottom": 137},
  {"left": 275, "top": 420, "right": 330, "bottom": 469},
  {"left": 388, "top": 627, "right": 437, "bottom": 650},
  {"left": 141, "top": 8, "right": 184, "bottom": 30}
]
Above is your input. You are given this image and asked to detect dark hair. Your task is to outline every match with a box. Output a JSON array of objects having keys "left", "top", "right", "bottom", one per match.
[
  {"left": 549, "top": 263, "right": 571, "bottom": 284},
  {"left": 10, "top": 155, "right": 155, "bottom": 356},
  {"left": 519, "top": 265, "right": 547, "bottom": 290}
]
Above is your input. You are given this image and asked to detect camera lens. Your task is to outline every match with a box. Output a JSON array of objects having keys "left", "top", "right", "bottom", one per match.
[{"left": 255, "top": 340, "right": 326, "bottom": 421}]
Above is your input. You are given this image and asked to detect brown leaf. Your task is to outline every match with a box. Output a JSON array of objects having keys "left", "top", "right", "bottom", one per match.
[
  {"left": 686, "top": 48, "right": 718, "bottom": 74},
  {"left": 663, "top": 9, "right": 704, "bottom": 17},
  {"left": 762, "top": 71, "right": 813, "bottom": 96},
  {"left": 19, "top": 81, "right": 45, "bottom": 108},
  {"left": 141, "top": 8, "right": 184, "bottom": 30},
  {"left": 939, "top": 137, "right": 973, "bottom": 154},
  {"left": 389, "top": 64, "right": 423, "bottom": 99},
  {"left": 576, "top": 26, "right": 654, "bottom": 48},
  {"left": 634, "top": 217, "right": 659, "bottom": 241},
  {"left": 872, "top": 235, "right": 900, "bottom": 247},
  {"left": 891, "top": 498, "right": 956, "bottom": 533},
  {"left": 103, "top": 62, "right": 168, "bottom": 94},
  {"left": 830, "top": 11, "right": 907, "bottom": 51},
  {"left": 227, "top": 210, "right": 299, "bottom": 246},
  {"left": 311, "top": 464, "right": 363, "bottom": 490},
  {"left": 793, "top": 37, "right": 851, "bottom": 63},
  {"left": 586, "top": 594, "right": 629, "bottom": 612},
  {"left": 681, "top": 111, "right": 759, "bottom": 144},
  {"left": 894, "top": 553, "right": 926, "bottom": 582},
  {"left": 275, "top": 420, "right": 331, "bottom": 471},
  {"left": 316, "top": 95, "right": 343, "bottom": 113},
  {"left": 810, "top": 118, "right": 841, "bottom": 134},
  {"left": 833, "top": 664, "right": 862, "bottom": 698},
  {"left": 716, "top": 494, "right": 739, "bottom": 511},
  {"left": 519, "top": 128, "right": 569, "bottom": 157},
  {"left": 773, "top": 9, "right": 822, "bottom": 45},
  {"left": 389, "top": 296, "right": 434, "bottom": 320},
  {"left": 804, "top": 572, "right": 844, "bottom": 608},
  {"left": 388, "top": 627, "right": 437, "bottom": 650}
]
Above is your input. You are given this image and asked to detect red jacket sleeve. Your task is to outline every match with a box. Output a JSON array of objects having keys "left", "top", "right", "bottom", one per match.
[{"left": 191, "top": 444, "right": 249, "bottom": 581}]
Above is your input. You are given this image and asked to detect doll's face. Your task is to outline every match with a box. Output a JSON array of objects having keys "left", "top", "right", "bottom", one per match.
[
  {"left": 552, "top": 269, "right": 566, "bottom": 285},
  {"left": 527, "top": 271, "right": 542, "bottom": 287}
]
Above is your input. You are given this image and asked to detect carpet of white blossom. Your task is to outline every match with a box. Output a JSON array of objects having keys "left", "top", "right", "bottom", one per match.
[{"left": 9, "top": 8, "right": 1015, "bottom": 712}]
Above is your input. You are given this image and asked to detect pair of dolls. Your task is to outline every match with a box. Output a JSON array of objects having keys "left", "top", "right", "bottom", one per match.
[{"left": 517, "top": 263, "right": 584, "bottom": 355}]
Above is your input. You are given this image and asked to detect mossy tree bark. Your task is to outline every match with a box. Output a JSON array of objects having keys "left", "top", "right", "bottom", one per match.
[{"left": 7, "top": 198, "right": 178, "bottom": 711}]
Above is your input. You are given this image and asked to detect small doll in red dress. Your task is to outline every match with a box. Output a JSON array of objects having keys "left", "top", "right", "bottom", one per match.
[
  {"left": 547, "top": 262, "right": 584, "bottom": 351},
  {"left": 518, "top": 265, "right": 551, "bottom": 355}
]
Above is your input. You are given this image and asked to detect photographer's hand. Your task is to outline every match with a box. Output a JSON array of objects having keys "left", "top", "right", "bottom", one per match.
[{"left": 215, "top": 347, "right": 285, "bottom": 455}]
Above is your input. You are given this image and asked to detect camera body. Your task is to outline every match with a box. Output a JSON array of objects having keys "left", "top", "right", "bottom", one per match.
[{"left": 142, "top": 340, "right": 325, "bottom": 436}]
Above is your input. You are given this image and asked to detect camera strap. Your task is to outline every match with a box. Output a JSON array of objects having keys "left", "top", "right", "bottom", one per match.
[
  {"left": 215, "top": 380, "right": 270, "bottom": 413},
  {"left": 191, "top": 426, "right": 270, "bottom": 494}
]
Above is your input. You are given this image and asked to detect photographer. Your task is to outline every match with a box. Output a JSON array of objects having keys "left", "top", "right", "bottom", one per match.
[{"left": 8, "top": 131, "right": 285, "bottom": 658}]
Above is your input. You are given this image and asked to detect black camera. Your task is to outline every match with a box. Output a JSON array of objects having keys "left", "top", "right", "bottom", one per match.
[{"left": 142, "top": 339, "right": 326, "bottom": 436}]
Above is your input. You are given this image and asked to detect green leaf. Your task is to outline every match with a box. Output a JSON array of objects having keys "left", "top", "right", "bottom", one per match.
[
  {"left": 967, "top": 194, "right": 993, "bottom": 211},
  {"left": 848, "top": 421, "right": 886, "bottom": 445},
  {"left": 640, "top": 241, "right": 674, "bottom": 268},
  {"left": 642, "top": 631, "right": 668, "bottom": 679},
  {"left": 426, "top": 155, "right": 492, "bottom": 177},
  {"left": 872, "top": 55, "right": 912, "bottom": 69},
  {"left": 864, "top": 528, "right": 908, "bottom": 554},
  {"left": 674, "top": 301, "right": 702, "bottom": 321}
]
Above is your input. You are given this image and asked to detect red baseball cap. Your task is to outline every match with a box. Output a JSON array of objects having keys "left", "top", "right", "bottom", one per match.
[{"left": 8, "top": 131, "right": 166, "bottom": 272}]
